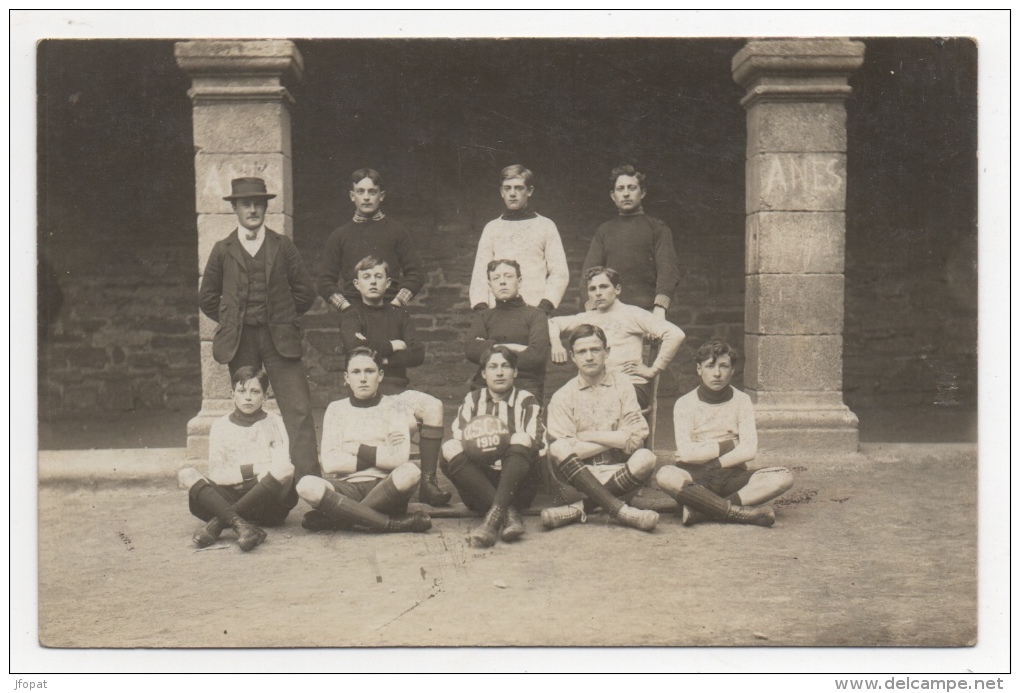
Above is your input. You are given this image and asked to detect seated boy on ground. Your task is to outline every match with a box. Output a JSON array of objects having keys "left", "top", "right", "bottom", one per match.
[
  {"left": 179, "top": 366, "right": 296, "bottom": 552},
  {"left": 441, "top": 345, "right": 545, "bottom": 548},
  {"left": 656, "top": 340, "right": 794, "bottom": 527},
  {"left": 542, "top": 324, "right": 660, "bottom": 532},
  {"left": 296, "top": 347, "right": 436, "bottom": 533}
]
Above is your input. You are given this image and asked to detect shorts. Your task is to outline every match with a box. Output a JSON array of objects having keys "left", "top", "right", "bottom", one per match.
[
  {"left": 675, "top": 462, "right": 755, "bottom": 498},
  {"left": 324, "top": 476, "right": 410, "bottom": 516},
  {"left": 550, "top": 459, "right": 640, "bottom": 508},
  {"left": 189, "top": 477, "right": 297, "bottom": 527}
]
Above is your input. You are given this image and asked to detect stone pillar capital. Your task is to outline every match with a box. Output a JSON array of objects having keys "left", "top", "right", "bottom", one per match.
[
  {"left": 174, "top": 40, "right": 304, "bottom": 105},
  {"left": 732, "top": 39, "right": 865, "bottom": 108}
]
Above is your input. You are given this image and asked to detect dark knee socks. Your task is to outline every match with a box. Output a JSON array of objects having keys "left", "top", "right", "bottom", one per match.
[
  {"left": 603, "top": 463, "right": 644, "bottom": 499},
  {"left": 361, "top": 474, "right": 410, "bottom": 513},
  {"left": 419, "top": 425, "right": 444, "bottom": 478},
  {"left": 193, "top": 480, "right": 241, "bottom": 524},
  {"left": 443, "top": 452, "right": 497, "bottom": 510},
  {"left": 231, "top": 473, "right": 284, "bottom": 518},
  {"left": 674, "top": 483, "right": 731, "bottom": 518},
  {"left": 557, "top": 454, "right": 625, "bottom": 516},
  {"left": 317, "top": 488, "right": 390, "bottom": 531},
  {"left": 492, "top": 445, "right": 531, "bottom": 509}
]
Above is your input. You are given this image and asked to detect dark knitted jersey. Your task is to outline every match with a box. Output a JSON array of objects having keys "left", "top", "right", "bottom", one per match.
[
  {"left": 339, "top": 301, "right": 424, "bottom": 389},
  {"left": 317, "top": 216, "right": 425, "bottom": 303},
  {"left": 464, "top": 296, "right": 550, "bottom": 397},
  {"left": 582, "top": 214, "right": 680, "bottom": 311}
]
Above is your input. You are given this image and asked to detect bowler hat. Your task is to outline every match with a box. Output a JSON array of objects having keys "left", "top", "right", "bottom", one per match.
[{"left": 223, "top": 177, "right": 277, "bottom": 201}]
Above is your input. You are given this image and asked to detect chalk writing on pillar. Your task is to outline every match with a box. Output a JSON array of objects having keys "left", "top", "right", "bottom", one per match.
[
  {"left": 201, "top": 159, "right": 271, "bottom": 200},
  {"left": 763, "top": 156, "right": 843, "bottom": 197}
]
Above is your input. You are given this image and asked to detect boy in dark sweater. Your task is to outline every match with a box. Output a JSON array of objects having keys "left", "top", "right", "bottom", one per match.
[
  {"left": 317, "top": 168, "right": 425, "bottom": 312},
  {"left": 582, "top": 165, "right": 680, "bottom": 317},
  {"left": 465, "top": 259, "right": 550, "bottom": 403},
  {"left": 340, "top": 255, "right": 425, "bottom": 396}
]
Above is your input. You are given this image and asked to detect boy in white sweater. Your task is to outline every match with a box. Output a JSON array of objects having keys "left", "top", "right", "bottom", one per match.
[
  {"left": 295, "top": 347, "right": 435, "bottom": 533},
  {"left": 469, "top": 164, "right": 569, "bottom": 312},
  {"left": 179, "top": 367, "right": 296, "bottom": 552},
  {"left": 656, "top": 341, "right": 793, "bottom": 527}
]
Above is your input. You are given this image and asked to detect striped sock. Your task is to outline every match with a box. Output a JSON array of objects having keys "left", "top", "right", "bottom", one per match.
[
  {"left": 557, "top": 456, "right": 625, "bottom": 517},
  {"left": 604, "top": 463, "right": 643, "bottom": 498}
]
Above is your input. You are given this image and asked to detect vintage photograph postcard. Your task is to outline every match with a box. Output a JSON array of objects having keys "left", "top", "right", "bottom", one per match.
[{"left": 14, "top": 10, "right": 1008, "bottom": 677}]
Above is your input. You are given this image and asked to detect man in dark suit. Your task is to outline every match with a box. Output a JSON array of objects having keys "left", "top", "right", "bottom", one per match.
[{"left": 200, "top": 177, "right": 320, "bottom": 480}]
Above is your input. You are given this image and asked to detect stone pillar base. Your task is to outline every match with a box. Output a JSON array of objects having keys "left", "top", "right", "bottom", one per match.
[
  {"left": 749, "top": 391, "right": 859, "bottom": 455},
  {"left": 186, "top": 398, "right": 282, "bottom": 459}
]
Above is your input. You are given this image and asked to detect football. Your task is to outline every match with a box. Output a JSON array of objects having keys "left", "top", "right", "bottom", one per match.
[{"left": 461, "top": 414, "right": 511, "bottom": 464}]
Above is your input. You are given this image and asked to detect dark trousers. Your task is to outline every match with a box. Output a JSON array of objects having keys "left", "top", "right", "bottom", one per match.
[{"left": 229, "top": 324, "right": 320, "bottom": 480}]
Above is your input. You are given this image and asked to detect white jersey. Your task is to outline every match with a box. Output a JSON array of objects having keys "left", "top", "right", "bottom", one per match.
[{"left": 469, "top": 214, "right": 569, "bottom": 309}]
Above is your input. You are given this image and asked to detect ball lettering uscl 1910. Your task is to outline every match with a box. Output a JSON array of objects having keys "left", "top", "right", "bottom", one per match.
[{"left": 462, "top": 414, "right": 511, "bottom": 464}]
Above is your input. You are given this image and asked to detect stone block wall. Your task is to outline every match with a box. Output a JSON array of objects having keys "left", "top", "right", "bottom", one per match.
[
  {"left": 37, "top": 38, "right": 976, "bottom": 425},
  {"left": 37, "top": 40, "right": 201, "bottom": 421},
  {"left": 38, "top": 238, "right": 202, "bottom": 419}
]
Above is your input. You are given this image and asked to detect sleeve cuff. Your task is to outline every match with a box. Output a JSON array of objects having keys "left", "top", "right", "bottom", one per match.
[
  {"left": 393, "top": 288, "right": 413, "bottom": 306},
  {"left": 654, "top": 294, "right": 672, "bottom": 310},
  {"left": 329, "top": 293, "right": 352, "bottom": 312}
]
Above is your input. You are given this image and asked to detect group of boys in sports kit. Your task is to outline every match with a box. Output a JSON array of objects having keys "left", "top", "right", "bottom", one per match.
[{"left": 182, "top": 164, "right": 794, "bottom": 551}]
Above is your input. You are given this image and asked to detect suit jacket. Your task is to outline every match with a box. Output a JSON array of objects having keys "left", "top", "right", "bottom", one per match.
[{"left": 200, "top": 228, "right": 317, "bottom": 364}]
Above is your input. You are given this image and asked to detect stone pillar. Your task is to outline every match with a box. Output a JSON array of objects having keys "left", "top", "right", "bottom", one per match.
[
  {"left": 732, "top": 39, "right": 864, "bottom": 455},
  {"left": 175, "top": 40, "right": 304, "bottom": 458}
]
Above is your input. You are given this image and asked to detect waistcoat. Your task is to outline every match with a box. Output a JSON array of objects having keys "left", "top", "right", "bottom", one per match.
[{"left": 243, "top": 243, "right": 268, "bottom": 326}]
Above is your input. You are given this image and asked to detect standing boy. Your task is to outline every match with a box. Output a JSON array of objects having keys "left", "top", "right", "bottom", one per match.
[
  {"left": 318, "top": 168, "right": 425, "bottom": 312},
  {"left": 465, "top": 259, "right": 551, "bottom": 403},
  {"left": 582, "top": 165, "right": 680, "bottom": 317},
  {"left": 550, "top": 266, "right": 685, "bottom": 410},
  {"left": 469, "top": 165, "right": 568, "bottom": 312}
]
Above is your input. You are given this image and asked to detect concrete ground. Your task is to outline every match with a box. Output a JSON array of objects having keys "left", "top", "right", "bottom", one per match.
[{"left": 36, "top": 440, "right": 977, "bottom": 648}]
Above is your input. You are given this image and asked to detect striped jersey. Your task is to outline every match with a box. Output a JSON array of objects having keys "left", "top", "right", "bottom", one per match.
[{"left": 452, "top": 387, "right": 547, "bottom": 466}]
